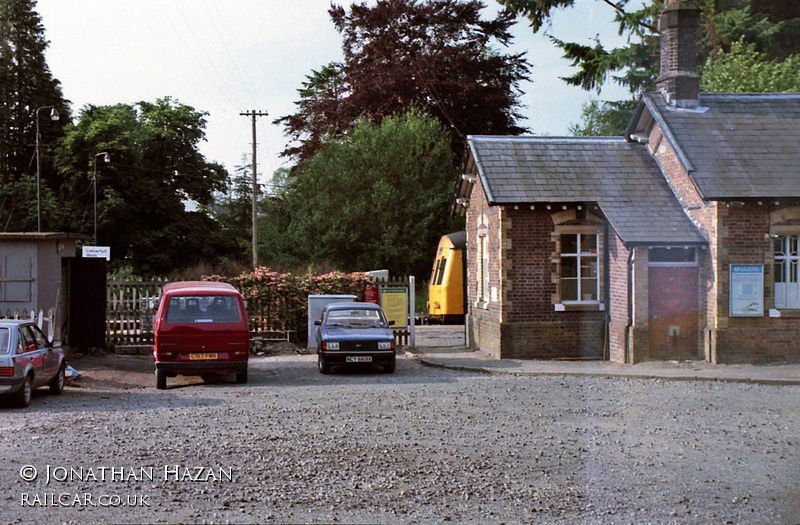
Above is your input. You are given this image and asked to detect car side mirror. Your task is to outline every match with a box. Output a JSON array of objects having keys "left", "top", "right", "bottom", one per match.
[
  {"left": 388, "top": 320, "right": 395, "bottom": 326},
  {"left": 314, "top": 320, "right": 321, "bottom": 326}
]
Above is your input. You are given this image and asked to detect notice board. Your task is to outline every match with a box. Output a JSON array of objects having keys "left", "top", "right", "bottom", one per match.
[
  {"left": 381, "top": 287, "right": 408, "bottom": 329},
  {"left": 729, "top": 264, "right": 763, "bottom": 317}
]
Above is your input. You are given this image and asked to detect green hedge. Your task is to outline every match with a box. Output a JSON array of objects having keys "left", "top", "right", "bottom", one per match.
[{"left": 206, "top": 269, "right": 371, "bottom": 342}]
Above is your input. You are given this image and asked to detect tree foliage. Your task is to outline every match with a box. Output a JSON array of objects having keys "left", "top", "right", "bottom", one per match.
[
  {"left": 278, "top": 0, "right": 530, "bottom": 162},
  {"left": 0, "top": 0, "right": 69, "bottom": 230},
  {"left": 54, "top": 97, "right": 234, "bottom": 274},
  {"left": 284, "top": 108, "right": 463, "bottom": 277},
  {"left": 500, "top": 0, "right": 662, "bottom": 96},
  {"left": 499, "top": 0, "right": 800, "bottom": 98},
  {"left": 569, "top": 98, "right": 636, "bottom": 136},
  {"left": 701, "top": 38, "right": 800, "bottom": 93},
  {"left": 497, "top": 0, "right": 800, "bottom": 137}
]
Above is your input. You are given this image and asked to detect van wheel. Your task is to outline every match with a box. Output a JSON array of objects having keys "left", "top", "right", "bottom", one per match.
[
  {"left": 49, "top": 364, "right": 65, "bottom": 394},
  {"left": 14, "top": 375, "right": 32, "bottom": 408},
  {"left": 235, "top": 370, "right": 247, "bottom": 384},
  {"left": 318, "top": 355, "right": 331, "bottom": 374},
  {"left": 156, "top": 369, "right": 167, "bottom": 390}
]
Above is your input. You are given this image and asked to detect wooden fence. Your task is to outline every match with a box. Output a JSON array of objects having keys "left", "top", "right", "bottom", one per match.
[
  {"left": 1, "top": 308, "right": 56, "bottom": 341},
  {"left": 106, "top": 278, "right": 166, "bottom": 347},
  {"left": 105, "top": 278, "right": 293, "bottom": 347},
  {"left": 104, "top": 275, "right": 415, "bottom": 348}
]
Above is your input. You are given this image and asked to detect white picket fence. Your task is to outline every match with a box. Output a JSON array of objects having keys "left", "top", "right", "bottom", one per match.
[{"left": 0, "top": 308, "right": 56, "bottom": 341}]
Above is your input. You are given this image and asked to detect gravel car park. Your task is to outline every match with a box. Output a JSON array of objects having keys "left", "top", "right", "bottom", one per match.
[{"left": 0, "top": 348, "right": 798, "bottom": 524}]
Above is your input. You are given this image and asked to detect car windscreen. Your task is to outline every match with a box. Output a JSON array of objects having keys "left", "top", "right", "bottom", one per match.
[
  {"left": 165, "top": 295, "right": 242, "bottom": 324},
  {"left": 324, "top": 308, "right": 386, "bottom": 328},
  {"left": 0, "top": 328, "right": 9, "bottom": 354}
]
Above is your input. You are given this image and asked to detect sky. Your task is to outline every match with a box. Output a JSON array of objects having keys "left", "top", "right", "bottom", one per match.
[{"left": 35, "top": 0, "right": 631, "bottom": 191}]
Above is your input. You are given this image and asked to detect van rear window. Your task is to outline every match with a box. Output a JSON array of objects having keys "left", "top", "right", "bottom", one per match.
[{"left": 165, "top": 295, "right": 242, "bottom": 324}]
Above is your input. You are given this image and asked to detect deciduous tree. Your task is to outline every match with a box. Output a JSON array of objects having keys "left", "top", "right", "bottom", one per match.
[
  {"left": 285, "top": 108, "right": 463, "bottom": 277},
  {"left": 54, "top": 98, "right": 234, "bottom": 274}
]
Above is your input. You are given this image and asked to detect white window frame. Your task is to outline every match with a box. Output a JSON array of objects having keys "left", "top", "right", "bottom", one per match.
[
  {"left": 477, "top": 231, "right": 489, "bottom": 306},
  {"left": 560, "top": 232, "right": 600, "bottom": 304},
  {"left": 774, "top": 234, "right": 800, "bottom": 309}
]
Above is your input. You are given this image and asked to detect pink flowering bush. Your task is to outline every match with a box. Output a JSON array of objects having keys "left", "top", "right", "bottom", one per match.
[{"left": 206, "top": 268, "right": 371, "bottom": 343}]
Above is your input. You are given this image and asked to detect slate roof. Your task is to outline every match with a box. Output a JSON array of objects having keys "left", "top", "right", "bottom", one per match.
[
  {"left": 635, "top": 92, "right": 800, "bottom": 199},
  {"left": 468, "top": 135, "right": 706, "bottom": 246}
]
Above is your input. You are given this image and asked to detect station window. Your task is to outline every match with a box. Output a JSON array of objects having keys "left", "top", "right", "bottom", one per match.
[
  {"left": 774, "top": 234, "right": 800, "bottom": 309},
  {"left": 478, "top": 233, "right": 489, "bottom": 304},
  {"left": 560, "top": 233, "right": 599, "bottom": 303},
  {"left": 649, "top": 247, "right": 698, "bottom": 267}
]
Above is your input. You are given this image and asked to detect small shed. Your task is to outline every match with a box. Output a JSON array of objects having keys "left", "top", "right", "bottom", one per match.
[{"left": 0, "top": 232, "right": 90, "bottom": 339}]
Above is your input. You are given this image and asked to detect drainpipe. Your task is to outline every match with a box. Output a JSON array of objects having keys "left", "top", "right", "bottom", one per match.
[
  {"left": 603, "top": 221, "right": 611, "bottom": 361},
  {"left": 626, "top": 246, "right": 635, "bottom": 364}
]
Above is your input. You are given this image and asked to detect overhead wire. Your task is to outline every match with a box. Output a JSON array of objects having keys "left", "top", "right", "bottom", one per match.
[
  {"left": 201, "top": 0, "right": 261, "bottom": 107},
  {"left": 197, "top": 0, "right": 279, "bottom": 192},
  {"left": 158, "top": 1, "right": 247, "bottom": 110}
]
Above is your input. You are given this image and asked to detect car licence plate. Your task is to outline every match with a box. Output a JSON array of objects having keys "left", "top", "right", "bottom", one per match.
[
  {"left": 190, "top": 353, "right": 218, "bottom": 360},
  {"left": 346, "top": 356, "right": 372, "bottom": 363}
]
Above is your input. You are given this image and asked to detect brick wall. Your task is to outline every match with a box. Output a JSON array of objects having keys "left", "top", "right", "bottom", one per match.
[
  {"left": 715, "top": 203, "right": 800, "bottom": 363},
  {"left": 466, "top": 192, "right": 606, "bottom": 359},
  {"left": 608, "top": 232, "right": 630, "bottom": 362},
  {"left": 651, "top": 121, "right": 800, "bottom": 363},
  {"left": 499, "top": 206, "right": 604, "bottom": 359},
  {"left": 465, "top": 177, "right": 502, "bottom": 357}
]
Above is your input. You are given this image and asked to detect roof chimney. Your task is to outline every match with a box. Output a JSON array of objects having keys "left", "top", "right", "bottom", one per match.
[{"left": 656, "top": 0, "right": 701, "bottom": 107}]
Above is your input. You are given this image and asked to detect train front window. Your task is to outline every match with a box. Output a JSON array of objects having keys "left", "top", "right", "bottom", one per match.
[
  {"left": 436, "top": 258, "right": 447, "bottom": 285},
  {"left": 431, "top": 259, "right": 441, "bottom": 283}
]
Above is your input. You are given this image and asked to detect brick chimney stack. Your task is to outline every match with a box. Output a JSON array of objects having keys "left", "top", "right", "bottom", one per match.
[{"left": 656, "top": 0, "right": 701, "bottom": 107}]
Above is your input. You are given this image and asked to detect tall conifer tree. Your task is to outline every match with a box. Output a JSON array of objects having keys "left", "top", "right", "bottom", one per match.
[{"left": 0, "top": 0, "right": 67, "bottom": 230}]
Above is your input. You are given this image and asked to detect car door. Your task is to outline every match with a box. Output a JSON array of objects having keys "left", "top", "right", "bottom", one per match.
[
  {"left": 20, "top": 325, "right": 48, "bottom": 387},
  {"left": 30, "top": 324, "right": 56, "bottom": 381}
]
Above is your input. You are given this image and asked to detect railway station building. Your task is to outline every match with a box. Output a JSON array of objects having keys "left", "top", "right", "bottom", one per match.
[{"left": 452, "top": 0, "right": 800, "bottom": 364}]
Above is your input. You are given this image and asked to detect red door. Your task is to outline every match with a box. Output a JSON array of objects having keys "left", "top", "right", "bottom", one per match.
[{"left": 648, "top": 266, "right": 699, "bottom": 359}]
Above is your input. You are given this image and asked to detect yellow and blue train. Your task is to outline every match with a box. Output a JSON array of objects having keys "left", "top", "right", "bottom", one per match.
[{"left": 427, "top": 231, "right": 467, "bottom": 324}]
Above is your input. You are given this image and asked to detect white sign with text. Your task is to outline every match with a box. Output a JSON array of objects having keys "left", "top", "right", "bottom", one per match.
[{"left": 83, "top": 246, "right": 111, "bottom": 261}]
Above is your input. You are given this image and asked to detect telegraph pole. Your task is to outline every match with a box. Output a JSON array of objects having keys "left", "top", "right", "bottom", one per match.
[{"left": 240, "top": 110, "right": 268, "bottom": 268}]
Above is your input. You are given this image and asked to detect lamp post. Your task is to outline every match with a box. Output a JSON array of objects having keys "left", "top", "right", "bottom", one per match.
[
  {"left": 93, "top": 152, "right": 110, "bottom": 245},
  {"left": 35, "top": 106, "right": 60, "bottom": 232}
]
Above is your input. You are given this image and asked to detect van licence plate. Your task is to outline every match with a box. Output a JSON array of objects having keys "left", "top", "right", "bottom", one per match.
[
  {"left": 190, "top": 353, "right": 218, "bottom": 360},
  {"left": 346, "top": 356, "right": 372, "bottom": 363}
]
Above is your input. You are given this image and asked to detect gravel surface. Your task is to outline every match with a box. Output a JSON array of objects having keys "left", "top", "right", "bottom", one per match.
[{"left": 1, "top": 351, "right": 798, "bottom": 524}]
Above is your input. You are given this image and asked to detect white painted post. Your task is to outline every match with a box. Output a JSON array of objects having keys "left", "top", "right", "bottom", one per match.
[{"left": 409, "top": 275, "right": 415, "bottom": 348}]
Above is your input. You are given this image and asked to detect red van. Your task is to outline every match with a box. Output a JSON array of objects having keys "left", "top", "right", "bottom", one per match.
[{"left": 153, "top": 281, "right": 249, "bottom": 390}]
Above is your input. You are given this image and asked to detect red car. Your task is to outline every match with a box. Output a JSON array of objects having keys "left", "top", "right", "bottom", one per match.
[
  {"left": 153, "top": 281, "right": 249, "bottom": 390},
  {"left": 0, "top": 320, "right": 66, "bottom": 408}
]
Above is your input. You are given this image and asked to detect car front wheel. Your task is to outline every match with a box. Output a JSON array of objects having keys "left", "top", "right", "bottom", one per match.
[
  {"left": 49, "top": 364, "right": 65, "bottom": 394},
  {"left": 383, "top": 356, "right": 396, "bottom": 374},
  {"left": 318, "top": 354, "right": 331, "bottom": 374},
  {"left": 14, "top": 374, "right": 32, "bottom": 408}
]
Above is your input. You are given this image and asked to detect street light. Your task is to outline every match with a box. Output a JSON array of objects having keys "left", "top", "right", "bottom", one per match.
[
  {"left": 93, "top": 152, "right": 110, "bottom": 245},
  {"left": 35, "top": 106, "right": 60, "bottom": 232}
]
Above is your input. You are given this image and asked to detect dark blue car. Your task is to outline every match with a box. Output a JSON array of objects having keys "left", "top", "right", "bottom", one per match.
[{"left": 314, "top": 303, "right": 396, "bottom": 374}]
